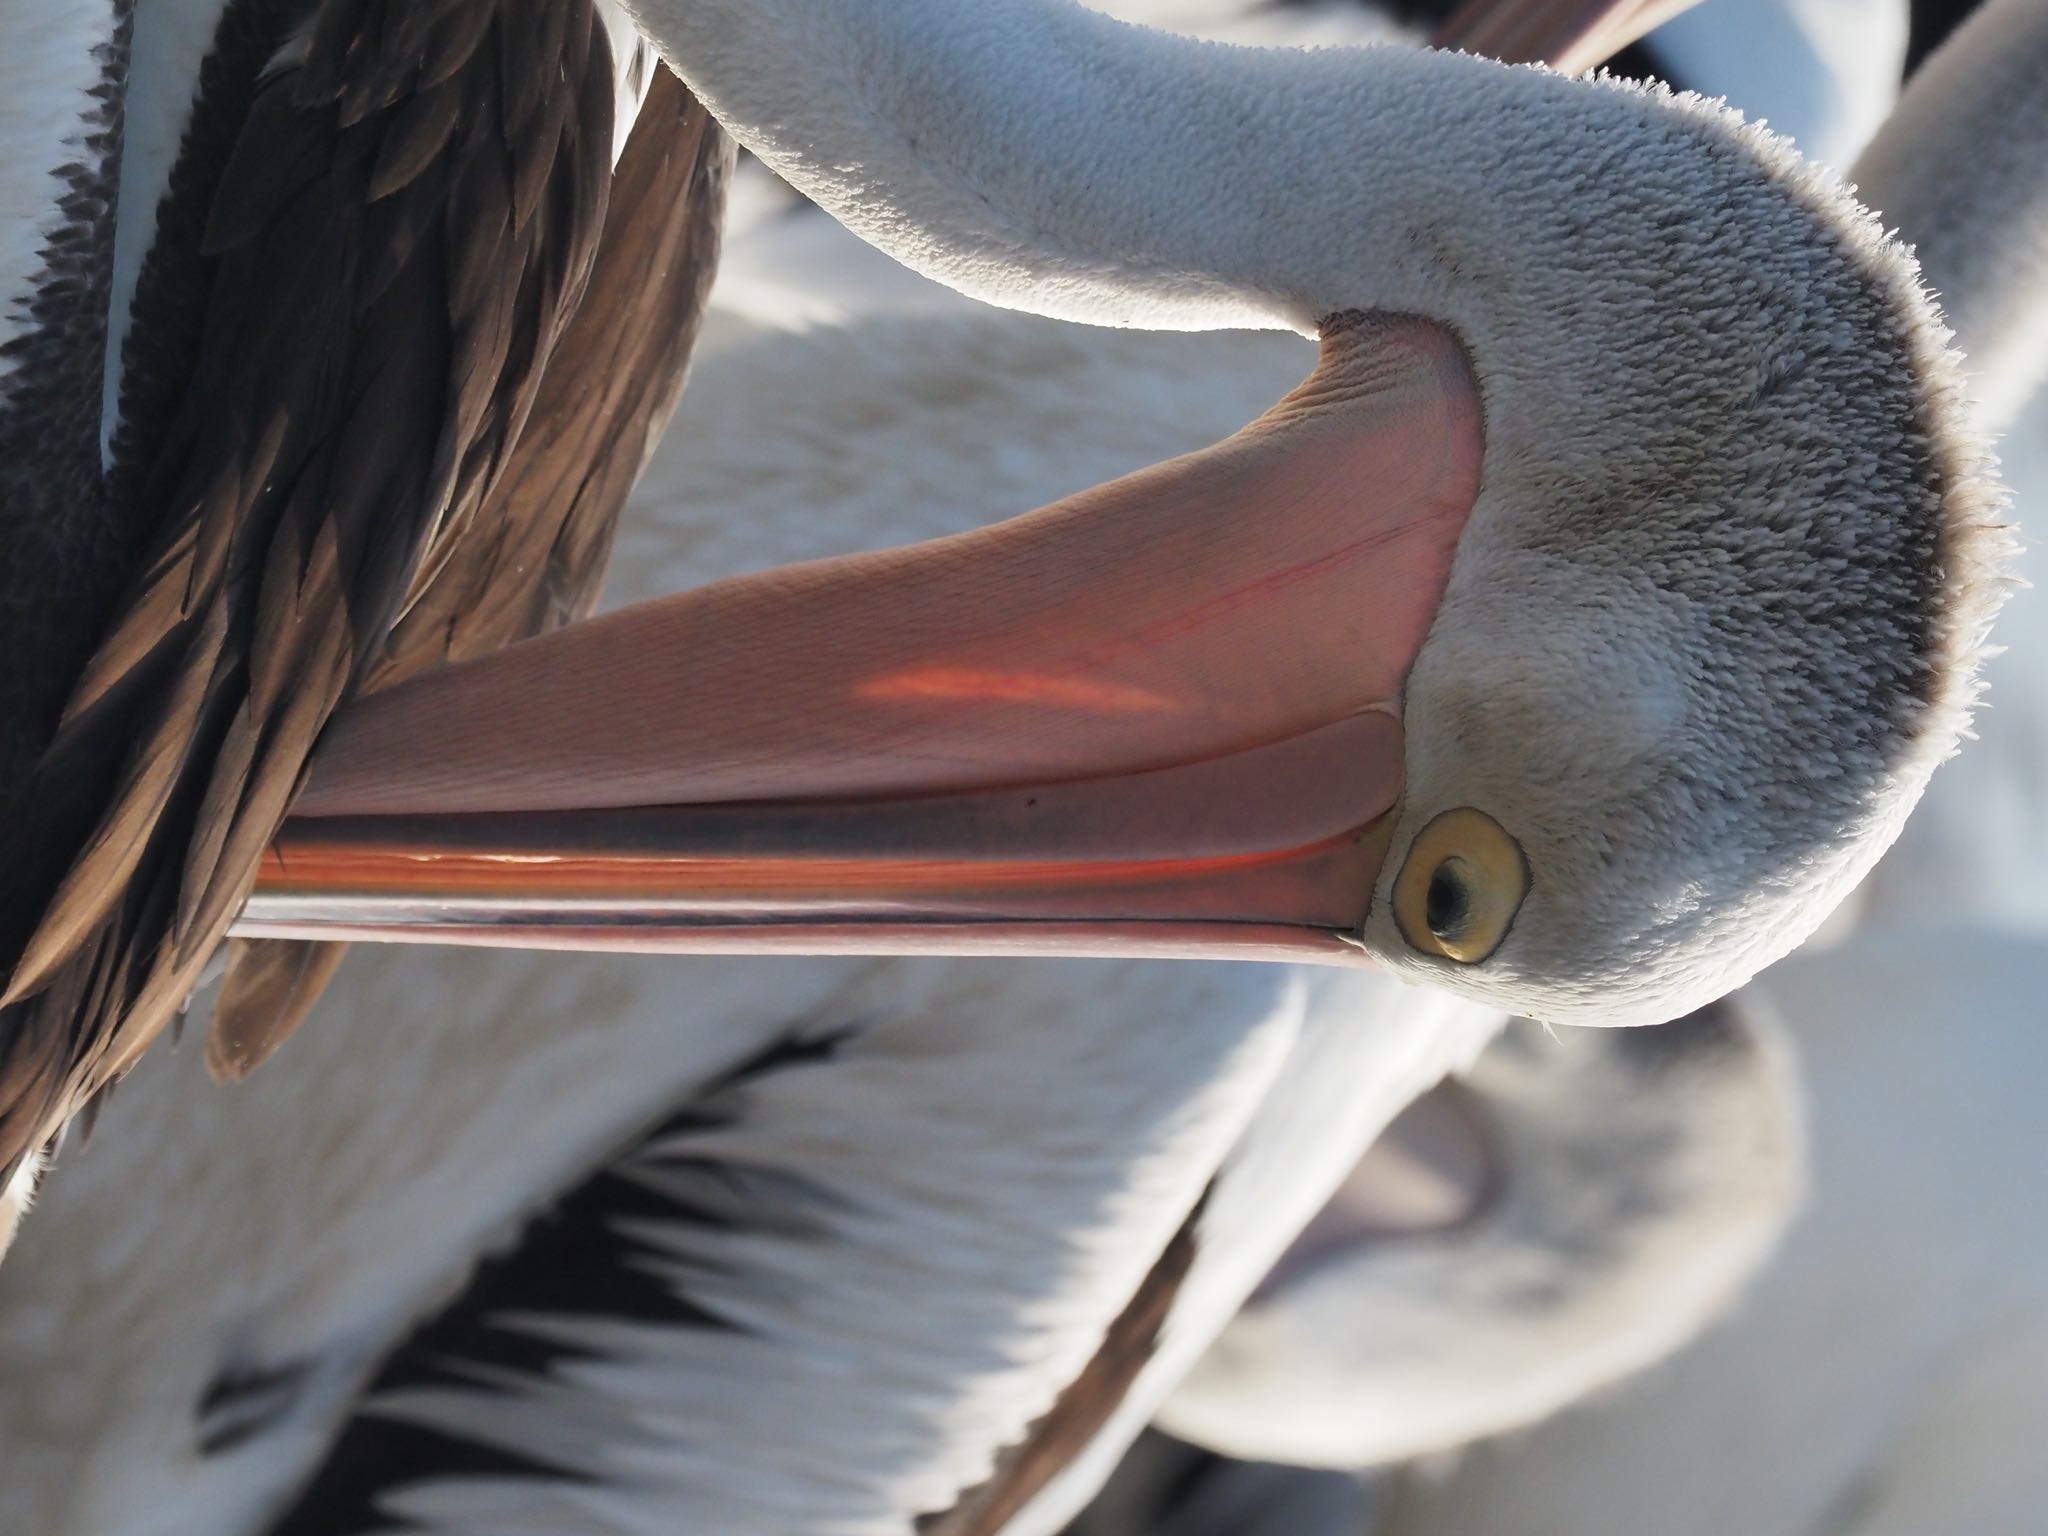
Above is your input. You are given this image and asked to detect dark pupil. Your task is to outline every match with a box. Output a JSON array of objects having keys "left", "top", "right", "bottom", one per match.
[{"left": 1425, "top": 860, "right": 1469, "bottom": 941}]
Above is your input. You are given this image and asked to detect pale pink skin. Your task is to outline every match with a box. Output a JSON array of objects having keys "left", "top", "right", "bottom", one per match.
[{"left": 244, "top": 318, "right": 1484, "bottom": 964}]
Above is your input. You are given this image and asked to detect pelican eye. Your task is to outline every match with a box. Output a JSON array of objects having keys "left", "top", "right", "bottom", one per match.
[{"left": 1393, "top": 808, "right": 1529, "bottom": 965}]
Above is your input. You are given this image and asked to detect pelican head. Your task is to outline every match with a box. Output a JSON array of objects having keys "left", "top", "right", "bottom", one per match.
[
  {"left": 1360, "top": 177, "right": 1992, "bottom": 1024},
  {"left": 243, "top": 9, "right": 2010, "bottom": 1028}
]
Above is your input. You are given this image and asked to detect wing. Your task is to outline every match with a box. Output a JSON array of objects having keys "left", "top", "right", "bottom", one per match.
[
  {"left": 207, "top": 62, "right": 733, "bottom": 1080},
  {"left": 0, "top": 0, "right": 621, "bottom": 1187},
  {"left": 207, "top": 957, "right": 1293, "bottom": 1536}
]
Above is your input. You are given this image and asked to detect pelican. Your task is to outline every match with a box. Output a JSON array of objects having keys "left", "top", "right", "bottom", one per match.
[
  {"left": 0, "top": 2, "right": 2020, "bottom": 1527},
  {"left": 243, "top": 0, "right": 2005, "bottom": 1042},
  {"left": 0, "top": 0, "right": 731, "bottom": 1244}
]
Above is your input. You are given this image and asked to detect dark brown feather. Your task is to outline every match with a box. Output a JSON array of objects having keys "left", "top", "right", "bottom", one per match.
[
  {"left": 421, "top": 4, "right": 495, "bottom": 89},
  {"left": 210, "top": 67, "right": 733, "bottom": 1080},
  {"left": 367, "top": 78, "right": 463, "bottom": 202},
  {"left": 376, "top": 66, "right": 731, "bottom": 666},
  {"left": 206, "top": 938, "right": 351, "bottom": 1083},
  {"left": 0, "top": 0, "right": 682, "bottom": 1192}
]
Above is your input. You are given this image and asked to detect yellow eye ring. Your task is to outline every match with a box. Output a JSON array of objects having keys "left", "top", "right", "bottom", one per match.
[{"left": 1392, "top": 808, "right": 1530, "bottom": 965}]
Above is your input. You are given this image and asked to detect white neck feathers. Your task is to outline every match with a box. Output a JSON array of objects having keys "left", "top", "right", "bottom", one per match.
[
  {"left": 631, "top": 0, "right": 1358, "bottom": 332},
  {"left": 618, "top": 0, "right": 1937, "bottom": 485}
]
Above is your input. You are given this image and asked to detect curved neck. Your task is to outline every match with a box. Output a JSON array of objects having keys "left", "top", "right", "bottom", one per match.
[
  {"left": 616, "top": 0, "right": 1890, "bottom": 482},
  {"left": 615, "top": 0, "right": 1543, "bottom": 333}
]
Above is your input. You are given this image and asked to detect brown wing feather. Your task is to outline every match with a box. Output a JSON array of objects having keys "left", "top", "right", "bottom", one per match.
[
  {"left": 0, "top": 0, "right": 622, "bottom": 1186},
  {"left": 921, "top": 1193, "right": 1210, "bottom": 1536},
  {"left": 209, "top": 65, "right": 733, "bottom": 1081}
]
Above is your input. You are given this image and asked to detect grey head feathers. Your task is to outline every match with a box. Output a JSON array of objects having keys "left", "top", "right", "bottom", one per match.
[{"left": 1369, "top": 69, "right": 2015, "bottom": 1025}]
